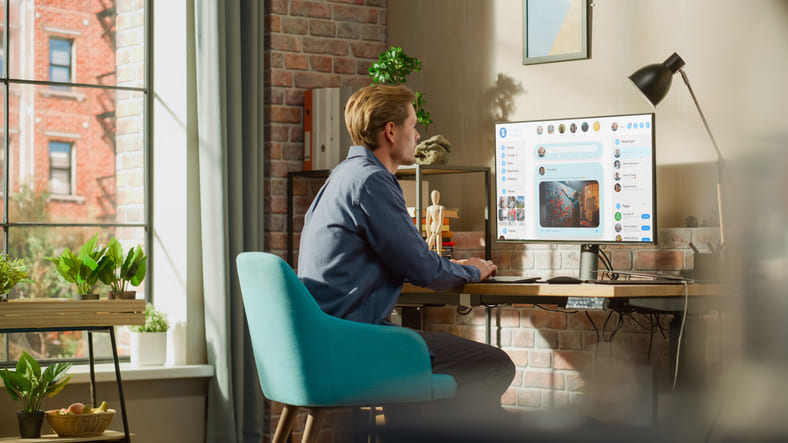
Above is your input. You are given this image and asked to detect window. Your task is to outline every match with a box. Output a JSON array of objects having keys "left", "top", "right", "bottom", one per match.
[
  {"left": 1, "top": 1, "right": 149, "bottom": 364},
  {"left": 49, "top": 38, "right": 72, "bottom": 83},
  {"left": 48, "top": 141, "right": 72, "bottom": 195}
]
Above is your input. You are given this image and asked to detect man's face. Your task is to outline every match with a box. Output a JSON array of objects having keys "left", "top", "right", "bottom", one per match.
[{"left": 391, "top": 105, "right": 420, "bottom": 166}]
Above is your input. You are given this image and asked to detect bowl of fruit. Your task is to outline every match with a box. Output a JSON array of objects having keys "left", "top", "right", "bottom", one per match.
[{"left": 46, "top": 401, "right": 115, "bottom": 437}]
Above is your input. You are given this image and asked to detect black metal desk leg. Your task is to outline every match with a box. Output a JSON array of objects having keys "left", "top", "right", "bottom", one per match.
[
  {"left": 88, "top": 331, "right": 97, "bottom": 407},
  {"left": 109, "top": 327, "right": 131, "bottom": 442}
]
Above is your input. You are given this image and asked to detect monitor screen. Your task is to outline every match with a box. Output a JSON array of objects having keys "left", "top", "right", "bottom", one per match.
[{"left": 495, "top": 113, "right": 656, "bottom": 244}]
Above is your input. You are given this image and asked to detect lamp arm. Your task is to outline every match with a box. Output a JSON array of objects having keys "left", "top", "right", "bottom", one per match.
[
  {"left": 678, "top": 69, "right": 723, "bottom": 163},
  {"left": 679, "top": 68, "right": 726, "bottom": 247}
]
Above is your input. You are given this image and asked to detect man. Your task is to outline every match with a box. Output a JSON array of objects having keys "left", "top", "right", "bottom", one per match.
[{"left": 298, "top": 84, "right": 514, "bottom": 417}]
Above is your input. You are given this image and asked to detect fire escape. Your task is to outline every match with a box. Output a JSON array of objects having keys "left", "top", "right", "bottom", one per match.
[{"left": 95, "top": 0, "right": 117, "bottom": 221}]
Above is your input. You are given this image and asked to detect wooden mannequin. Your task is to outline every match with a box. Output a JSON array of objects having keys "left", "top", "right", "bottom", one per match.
[{"left": 425, "top": 190, "right": 444, "bottom": 254}]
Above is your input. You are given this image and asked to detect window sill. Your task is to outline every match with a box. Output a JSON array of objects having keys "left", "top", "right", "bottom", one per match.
[
  {"left": 40, "top": 88, "right": 87, "bottom": 102},
  {"left": 48, "top": 194, "right": 86, "bottom": 204},
  {"left": 67, "top": 363, "right": 214, "bottom": 384}
]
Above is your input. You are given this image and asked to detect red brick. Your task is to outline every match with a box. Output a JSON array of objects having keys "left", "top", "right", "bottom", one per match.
[
  {"left": 293, "top": 72, "right": 341, "bottom": 89},
  {"left": 511, "top": 328, "right": 534, "bottom": 348},
  {"left": 270, "top": 34, "right": 301, "bottom": 52},
  {"left": 290, "top": 126, "right": 305, "bottom": 142},
  {"left": 528, "top": 350, "right": 552, "bottom": 368},
  {"left": 333, "top": 57, "right": 356, "bottom": 74},
  {"left": 366, "top": 0, "right": 386, "bottom": 7},
  {"left": 271, "top": 106, "right": 302, "bottom": 123},
  {"left": 309, "top": 20, "right": 336, "bottom": 37},
  {"left": 268, "top": 15, "right": 281, "bottom": 32},
  {"left": 266, "top": 142, "right": 282, "bottom": 160},
  {"left": 285, "top": 54, "right": 309, "bottom": 70},
  {"left": 282, "top": 17, "right": 308, "bottom": 34},
  {"left": 291, "top": 1, "right": 332, "bottom": 18},
  {"left": 524, "top": 370, "right": 564, "bottom": 389},
  {"left": 332, "top": 0, "right": 364, "bottom": 4},
  {"left": 501, "top": 388, "right": 516, "bottom": 405},
  {"left": 285, "top": 89, "right": 305, "bottom": 106},
  {"left": 270, "top": 69, "right": 294, "bottom": 87},
  {"left": 553, "top": 350, "right": 593, "bottom": 370},
  {"left": 565, "top": 372, "right": 585, "bottom": 391},
  {"left": 634, "top": 250, "right": 685, "bottom": 270},
  {"left": 558, "top": 331, "right": 582, "bottom": 350},
  {"left": 360, "top": 24, "right": 385, "bottom": 41},
  {"left": 610, "top": 250, "right": 632, "bottom": 270},
  {"left": 303, "top": 37, "right": 349, "bottom": 55},
  {"left": 516, "top": 389, "right": 541, "bottom": 408},
  {"left": 498, "top": 308, "right": 520, "bottom": 327},
  {"left": 510, "top": 251, "right": 534, "bottom": 270},
  {"left": 534, "top": 330, "right": 558, "bottom": 348},
  {"left": 310, "top": 55, "right": 333, "bottom": 72},
  {"left": 658, "top": 228, "right": 692, "bottom": 249},
  {"left": 337, "top": 22, "right": 360, "bottom": 39},
  {"left": 506, "top": 349, "right": 528, "bottom": 366},
  {"left": 282, "top": 143, "right": 303, "bottom": 161},
  {"left": 267, "top": 87, "right": 285, "bottom": 105},
  {"left": 269, "top": 124, "right": 290, "bottom": 142},
  {"left": 333, "top": 4, "right": 378, "bottom": 23},
  {"left": 350, "top": 41, "right": 387, "bottom": 59},
  {"left": 270, "top": 52, "right": 284, "bottom": 68},
  {"left": 270, "top": 0, "right": 288, "bottom": 14},
  {"left": 491, "top": 250, "right": 511, "bottom": 270}
]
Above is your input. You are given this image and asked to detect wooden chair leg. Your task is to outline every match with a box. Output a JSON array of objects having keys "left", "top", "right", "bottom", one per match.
[
  {"left": 302, "top": 408, "right": 328, "bottom": 443},
  {"left": 273, "top": 404, "right": 300, "bottom": 443}
]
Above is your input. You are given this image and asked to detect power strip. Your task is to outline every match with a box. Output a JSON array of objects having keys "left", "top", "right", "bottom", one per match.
[{"left": 566, "top": 297, "right": 608, "bottom": 310}]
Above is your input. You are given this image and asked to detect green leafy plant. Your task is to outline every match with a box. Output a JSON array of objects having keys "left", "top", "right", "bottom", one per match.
[
  {"left": 130, "top": 303, "right": 170, "bottom": 333},
  {"left": 98, "top": 238, "right": 147, "bottom": 293},
  {"left": 45, "top": 234, "right": 109, "bottom": 295},
  {"left": 368, "top": 46, "right": 433, "bottom": 130},
  {"left": 0, "top": 351, "right": 72, "bottom": 413},
  {"left": 0, "top": 254, "right": 33, "bottom": 294}
]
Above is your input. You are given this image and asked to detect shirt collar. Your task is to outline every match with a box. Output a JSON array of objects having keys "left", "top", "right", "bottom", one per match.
[{"left": 347, "top": 145, "right": 390, "bottom": 173}]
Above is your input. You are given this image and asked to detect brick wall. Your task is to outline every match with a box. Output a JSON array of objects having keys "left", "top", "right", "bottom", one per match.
[{"left": 264, "top": 0, "right": 387, "bottom": 260}]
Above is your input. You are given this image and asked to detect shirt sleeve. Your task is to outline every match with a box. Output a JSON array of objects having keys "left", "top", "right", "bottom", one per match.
[{"left": 356, "top": 171, "right": 480, "bottom": 289}]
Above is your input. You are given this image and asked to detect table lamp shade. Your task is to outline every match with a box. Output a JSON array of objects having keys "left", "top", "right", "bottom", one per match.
[{"left": 628, "top": 53, "right": 686, "bottom": 106}]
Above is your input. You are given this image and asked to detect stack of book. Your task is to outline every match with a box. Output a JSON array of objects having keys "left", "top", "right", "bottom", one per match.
[{"left": 407, "top": 207, "right": 459, "bottom": 258}]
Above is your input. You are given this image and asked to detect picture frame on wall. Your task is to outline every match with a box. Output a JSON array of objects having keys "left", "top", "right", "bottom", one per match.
[{"left": 523, "top": 0, "right": 589, "bottom": 65}]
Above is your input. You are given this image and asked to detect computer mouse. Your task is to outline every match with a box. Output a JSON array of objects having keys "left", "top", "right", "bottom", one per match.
[{"left": 546, "top": 275, "right": 583, "bottom": 284}]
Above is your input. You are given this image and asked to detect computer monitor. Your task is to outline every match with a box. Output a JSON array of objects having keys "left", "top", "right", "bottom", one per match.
[{"left": 494, "top": 113, "right": 656, "bottom": 279}]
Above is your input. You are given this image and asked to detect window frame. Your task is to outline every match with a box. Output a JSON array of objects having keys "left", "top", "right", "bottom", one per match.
[{"left": 48, "top": 140, "right": 74, "bottom": 196}]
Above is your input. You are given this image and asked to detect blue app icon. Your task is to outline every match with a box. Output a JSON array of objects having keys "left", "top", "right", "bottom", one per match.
[
  {"left": 646, "top": 122, "right": 650, "bottom": 128},
  {"left": 616, "top": 203, "right": 621, "bottom": 209},
  {"left": 502, "top": 168, "right": 506, "bottom": 174},
  {"left": 503, "top": 228, "right": 507, "bottom": 234},
  {"left": 641, "top": 226, "right": 650, "bottom": 231},
  {"left": 501, "top": 153, "right": 505, "bottom": 159},
  {"left": 627, "top": 123, "right": 632, "bottom": 129},
  {"left": 499, "top": 127, "right": 507, "bottom": 138},
  {"left": 639, "top": 122, "right": 644, "bottom": 128},
  {"left": 502, "top": 177, "right": 506, "bottom": 181},
  {"left": 615, "top": 139, "right": 620, "bottom": 145},
  {"left": 501, "top": 161, "right": 505, "bottom": 166},
  {"left": 501, "top": 145, "right": 505, "bottom": 150}
]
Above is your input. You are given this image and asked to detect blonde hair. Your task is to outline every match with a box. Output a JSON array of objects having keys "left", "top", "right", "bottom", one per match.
[{"left": 344, "top": 84, "right": 417, "bottom": 150}]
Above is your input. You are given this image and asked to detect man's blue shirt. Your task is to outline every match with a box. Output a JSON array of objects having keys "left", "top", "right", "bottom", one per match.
[{"left": 297, "top": 146, "right": 481, "bottom": 325}]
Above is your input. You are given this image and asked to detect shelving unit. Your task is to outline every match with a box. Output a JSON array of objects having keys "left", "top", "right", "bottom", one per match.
[{"left": 287, "top": 164, "right": 491, "bottom": 266}]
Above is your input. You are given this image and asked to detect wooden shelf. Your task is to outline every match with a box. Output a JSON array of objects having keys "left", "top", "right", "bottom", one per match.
[
  {"left": 0, "top": 299, "right": 144, "bottom": 329},
  {"left": 0, "top": 430, "right": 134, "bottom": 442}
]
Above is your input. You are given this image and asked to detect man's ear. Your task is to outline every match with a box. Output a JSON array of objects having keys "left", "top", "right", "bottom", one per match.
[{"left": 383, "top": 121, "right": 396, "bottom": 143}]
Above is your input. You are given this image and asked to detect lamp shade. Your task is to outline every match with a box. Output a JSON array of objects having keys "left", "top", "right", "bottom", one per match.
[{"left": 628, "top": 53, "right": 686, "bottom": 106}]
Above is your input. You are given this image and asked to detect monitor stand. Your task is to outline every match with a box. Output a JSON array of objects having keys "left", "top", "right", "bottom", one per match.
[{"left": 578, "top": 244, "right": 599, "bottom": 281}]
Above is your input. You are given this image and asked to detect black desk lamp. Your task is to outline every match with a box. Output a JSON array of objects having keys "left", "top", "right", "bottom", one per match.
[{"left": 629, "top": 52, "right": 725, "bottom": 247}]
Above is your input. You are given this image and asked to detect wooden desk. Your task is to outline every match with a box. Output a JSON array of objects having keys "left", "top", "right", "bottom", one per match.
[{"left": 0, "top": 300, "right": 144, "bottom": 443}]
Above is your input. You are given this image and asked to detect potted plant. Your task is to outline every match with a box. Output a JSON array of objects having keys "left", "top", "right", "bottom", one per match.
[
  {"left": 0, "top": 253, "right": 33, "bottom": 302},
  {"left": 45, "top": 234, "right": 109, "bottom": 300},
  {"left": 129, "top": 303, "right": 170, "bottom": 366},
  {"left": 0, "top": 351, "right": 72, "bottom": 438},
  {"left": 368, "top": 46, "right": 433, "bottom": 130},
  {"left": 98, "top": 238, "right": 147, "bottom": 300}
]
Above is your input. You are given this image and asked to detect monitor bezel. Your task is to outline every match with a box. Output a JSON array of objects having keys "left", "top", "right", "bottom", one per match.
[{"left": 493, "top": 112, "right": 657, "bottom": 246}]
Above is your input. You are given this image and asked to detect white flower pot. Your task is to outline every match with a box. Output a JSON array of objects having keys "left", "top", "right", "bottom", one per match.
[{"left": 130, "top": 332, "right": 167, "bottom": 366}]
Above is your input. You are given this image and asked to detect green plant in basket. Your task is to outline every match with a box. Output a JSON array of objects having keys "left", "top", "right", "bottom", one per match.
[
  {"left": 0, "top": 253, "right": 33, "bottom": 296},
  {"left": 130, "top": 303, "right": 170, "bottom": 333},
  {"left": 98, "top": 238, "right": 147, "bottom": 293},
  {"left": 368, "top": 46, "right": 432, "bottom": 130},
  {"left": 0, "top": 351, "right": 72, "bottom": 413},
  {"left": 45, "top": 234, "right": 109, "bottom": 296}
]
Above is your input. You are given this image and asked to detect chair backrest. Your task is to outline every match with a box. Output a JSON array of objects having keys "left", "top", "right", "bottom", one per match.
[{"left": 236, "top": 252, "right": 334, "bottom": 405}]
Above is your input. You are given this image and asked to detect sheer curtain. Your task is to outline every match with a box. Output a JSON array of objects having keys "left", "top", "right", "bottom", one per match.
[{"left": 193, "top": 0, "right": 266, "bottom": 441}]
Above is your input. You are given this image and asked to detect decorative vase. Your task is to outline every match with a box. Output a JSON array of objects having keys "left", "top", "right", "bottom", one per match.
[
  {"left": 16, "top": 410, "right": 45, "bottom": 438},
  {"left": 130, "top": 332, "right": 167, "bottom": 366},
  {"left": 109, "top": 290, "right": 136, "bottom": 300}
]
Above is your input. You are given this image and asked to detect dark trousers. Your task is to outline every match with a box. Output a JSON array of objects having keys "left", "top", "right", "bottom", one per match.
[{"left": 384, "top": 330, "right": 515, "bottom": 424}]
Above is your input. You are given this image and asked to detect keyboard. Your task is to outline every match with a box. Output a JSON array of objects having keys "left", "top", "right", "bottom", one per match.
[
  {"left": 590, "top": 279, "right": 686, "bottom": 285},
  {"left": 482, "top": 276, "right": 542, "bottom": 283}
]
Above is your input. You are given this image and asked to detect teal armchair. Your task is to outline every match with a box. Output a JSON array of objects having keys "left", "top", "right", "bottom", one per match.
[{"left": 236, "top": 252, "right": 456, "bottom": 443}]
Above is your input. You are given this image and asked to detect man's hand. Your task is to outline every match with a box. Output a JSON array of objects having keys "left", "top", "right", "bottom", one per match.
[{"left": 453, "top": 257, "right": 497, "bottom": 281}]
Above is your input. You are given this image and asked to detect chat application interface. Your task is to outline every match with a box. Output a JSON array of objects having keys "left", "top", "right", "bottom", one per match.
[{"left": 495, "top": 114, "right": 655, "bottom": 243}]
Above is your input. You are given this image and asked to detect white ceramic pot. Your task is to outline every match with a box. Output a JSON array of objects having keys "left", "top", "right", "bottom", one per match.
[{"left": 129, "top": 332, "right": 167, "bottom": 366}]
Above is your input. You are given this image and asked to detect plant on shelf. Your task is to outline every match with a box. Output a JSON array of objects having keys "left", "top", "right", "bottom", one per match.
[
  {"left": 0, "top": 253, "right": 33, "bottom": 301},
  {"left": 0, "top": 351, "right": 72, "bottom": 438},
  {"left": 98, "top": 238, "right": 147, "bottom": 300},
  {"left": 45, "top": 234, "right": 109, "bottom": 300},
  {"left": 368, "top": 46, "right": 433, "bottom": 130},
  {"left": 129, "top": 303, "right": 170, "bottom": 366}
]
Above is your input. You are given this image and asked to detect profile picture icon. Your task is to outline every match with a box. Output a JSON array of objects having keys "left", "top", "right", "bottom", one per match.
[
  {"left": 615, "top": 235, "right": 623, "bottom": 242},
  {"left": 614, "top": 172, "right": 621, "bottom": 181},
  {"left": 614, "top": 160, "right": 621, "bottom": 169},
  {"left": 615, "top": 223, "right": 622, "bottom": 232},
  {"left": 537, "top": 125, "right": 544, "bottom": 135},
  {"left": 547, "top": 124, "right": 555, "bottom": 134},
  {"left": 558, "top": 124, "right": 566, "bottom": 134},
  {"left": 569, "top": 123, "right": 577, "bottom": 133},
  {"left": 581, "top": 122, "right": 589, "bottom": 132},
  {"left": 537, "top": 146, "right": 546, "bottom": 157},
  {"left": 614, "top": 183, "right": 622, "bottom": 192},
  {"left": 538, "top": 166, "right": 545, "bottom": 176},
  {"left": 612, "top": 122, "right": 619, "bottom": 131},
  {"left": 593, "top": 121, "right": 601, "bottom": 131},
  {"left": 614, "top": 148, "right": 621, "bottom": 158}
]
